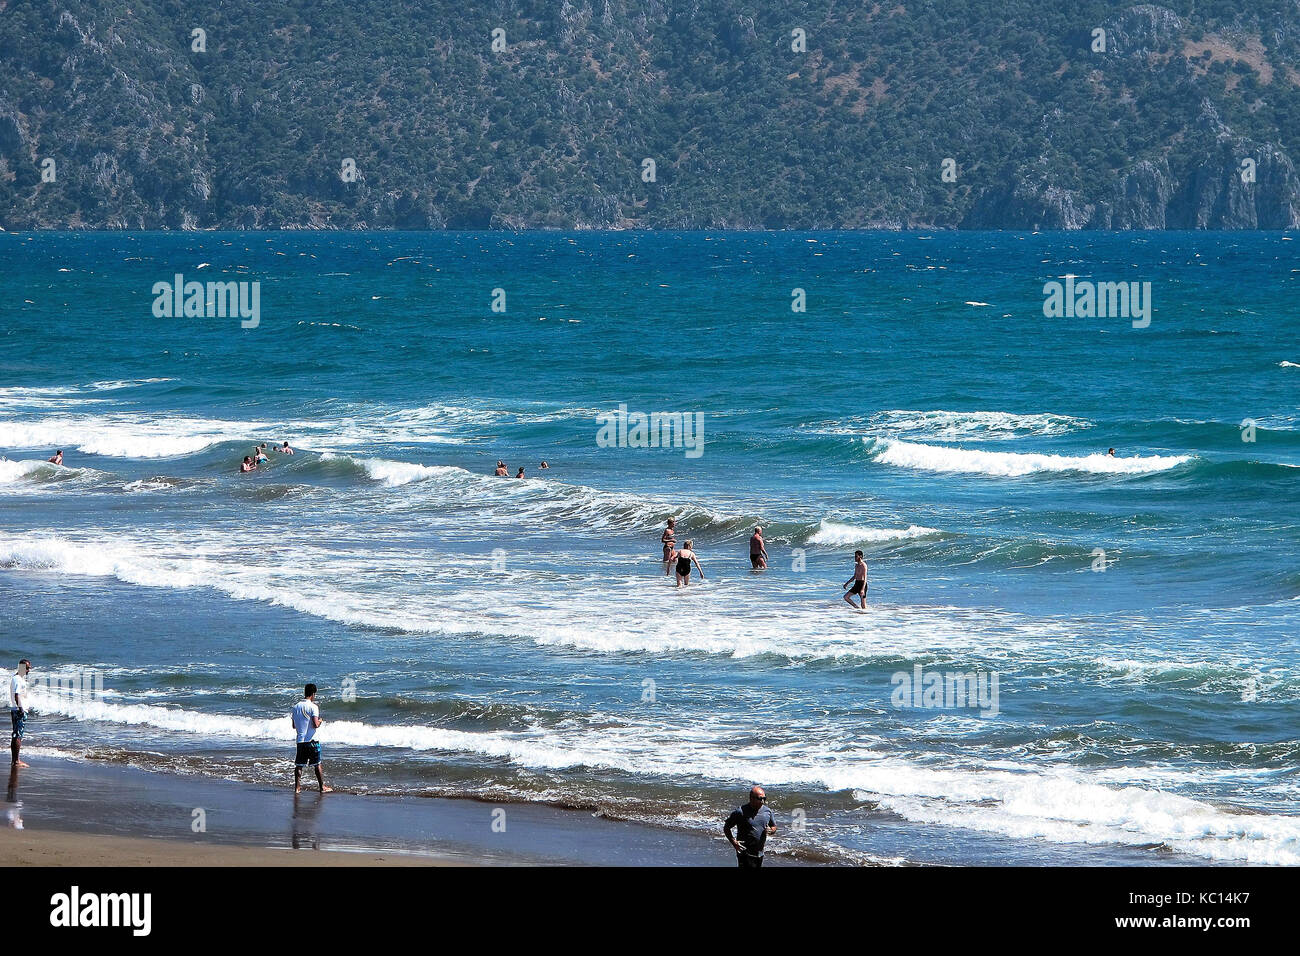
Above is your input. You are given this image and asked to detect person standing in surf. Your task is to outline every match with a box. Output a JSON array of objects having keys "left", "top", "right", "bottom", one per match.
[
  {"left": 47, "top": 451, "right": 62, "bottom": 465},
  {"left": 749, "top": 526, "right": 768, "bottom": 570},
  {"left": 291, "top": 684, "right": 332, "bottom": 794},
  {"left": 661, "top": 518, "right": 677, "bottom": 576},
  {"left": 10, "top": 660, "right": 32, "bottom": 768},
  {"left": 673, "top": 539, "right": 704, "bottom": 587},
  {"left": 724, "top": 785, "right": 778, "bottom": 868},
  {"left": 843, "top": 550, "right": 868, "bottom": 610},
  {"left": 494, "top": 461, "right": 508, "bottom": 476}
]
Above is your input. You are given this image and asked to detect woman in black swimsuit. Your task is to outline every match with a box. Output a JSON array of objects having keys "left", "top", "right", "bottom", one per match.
[{"left": 673, "top": 539, "right": 704, "bottom": 588}]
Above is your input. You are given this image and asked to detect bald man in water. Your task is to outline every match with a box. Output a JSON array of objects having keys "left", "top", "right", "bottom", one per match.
[{"left": 724, "top": 785, "right": 778, "bottom": 868}]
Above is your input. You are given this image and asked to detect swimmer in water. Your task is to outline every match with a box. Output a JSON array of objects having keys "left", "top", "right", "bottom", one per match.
[
  {"left": 662, "top": 518, "right": 677, "bottom": 576},
  {"left": 1107, "top": 448, "right": 1116, "bottom": 457},
  {"left": 749, "top": 526, "right": 768, "bottom": 570},
  {"left": 539, "top": 461, "right": 549, "bottom": 470},
  {"left": 516, "top": 467, "right": 526, "bottom": 479},
  {"left": 494, "top": 461, "right": 508, "bottom": 476},
  {"left": 47, "top": 450, "right": 62, "bottom": 466},
  {"left": 672, "top": 539, "right": 704, "bottom": 588},
  {"left": 279, "top": 441, "right": 294, "bottom": 455},
  {"left": 843, "top": 550, "right": 868, "bottom": 611},
  {"left": 240, "top": 456, "right": 256, "bottom": 473}
]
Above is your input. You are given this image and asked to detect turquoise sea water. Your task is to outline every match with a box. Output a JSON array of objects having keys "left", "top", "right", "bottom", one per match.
[{"left": 1, "top": 231, "right": 1297, "bottom": 864}]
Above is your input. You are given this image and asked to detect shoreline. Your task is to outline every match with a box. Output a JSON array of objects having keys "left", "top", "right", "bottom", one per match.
[
  {"left": 0, "top": 828, "right": 455, "bottom": 866},
  {"left": 1, "top": 750, "right": 1221, "bottom": 867},
  {"left": 0, "top": 752, "right": 737, "bottom": 867}
]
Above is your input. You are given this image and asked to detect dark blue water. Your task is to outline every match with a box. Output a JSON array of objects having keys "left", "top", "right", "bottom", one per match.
[{"left": 1, "top": 231, "right": 1297, "bottom": 864}]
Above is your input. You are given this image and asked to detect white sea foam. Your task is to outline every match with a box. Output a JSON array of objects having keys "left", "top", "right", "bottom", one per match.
[
  {"left": 0, "top": 385, "right": 671, "bottom": 460},
  {"left": 0, "top": 530, "right": 1057, "bottom": 663},
  {"left": 867, "top": 438, "right": 1190, "bottom": 476},
  {"left": 0, "top": 379, "right": 171, "bottom": 399},
  {"left": 348, "top": 456, "right": 461, "bottom": 487},
  {"left": 0, "top": 416, "right": 270, "bottom": 458},
  {"left": 0, "top": 408, "right": 467, "bottom": 459},
  {"left": 806, "top": 520, "right": 940, "bottom": 546},
  {"left": 0, "top": 459, "right": 51, "bottom": 484},
  {"left": 1280, "top": 361, "right": 1299, "bottom": 368},
  {"left": 810, "top": 409, "right": 1091, "bottom": 442},
  {"left": 335, "top": 455, "right": 739, "bottom": 534},
  {"left": 122, "top": 478, "right": 184, "bottom": 493}
]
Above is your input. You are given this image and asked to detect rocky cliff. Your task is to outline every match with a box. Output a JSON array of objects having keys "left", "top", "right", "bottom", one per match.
[{"left": 3, "top": 0, "right": 1300, "bottom": 230}]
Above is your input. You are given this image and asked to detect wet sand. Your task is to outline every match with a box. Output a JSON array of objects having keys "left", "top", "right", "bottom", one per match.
[
  {"left": 1, "top": 752, "right": 732, "bottom": 866},
  {"left": 0, "top": 828, "right": 450, "bottom": 866}
]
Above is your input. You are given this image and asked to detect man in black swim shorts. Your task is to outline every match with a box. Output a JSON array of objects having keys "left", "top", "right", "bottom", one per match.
[{"left": 843, "top": 549, "right": 868, "bottom": 610}]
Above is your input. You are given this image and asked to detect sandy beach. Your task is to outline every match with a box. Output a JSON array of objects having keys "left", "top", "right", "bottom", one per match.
[
  {"left": 0, "top": 828, "right": 449, "bottom": 866},
  {"left": 1, "top": 752, "right": 734, "bottom": 866}
]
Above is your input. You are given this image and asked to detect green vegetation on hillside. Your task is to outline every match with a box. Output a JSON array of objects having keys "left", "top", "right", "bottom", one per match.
[{"left": 2, "top": 0, "right": 1299, "bottom": 228}]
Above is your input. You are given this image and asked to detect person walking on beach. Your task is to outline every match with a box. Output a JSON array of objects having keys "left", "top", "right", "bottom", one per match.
[
  {"left": 291, "top": 684, "right": 332, "bottom": 794},
  {"left": 661, "top": 518, "right": 677, "bottom": 576},
  {"left": 672, "top": 539, "right": 704, "bottom": 587},
  {"left": 749, "top": 526, "right": 768, "bottom": 570},
  {"left": 724, "top": 785, "right": 777, "bottom": 868},
  {"left": 10, "top": 660, "right": 32, "bottom": 768},
  {"left": 47, "top": 450, "right": 62, "bottom": 465},
  {"left": 843, "top": 549, "right": 868, "bottom": 610}
]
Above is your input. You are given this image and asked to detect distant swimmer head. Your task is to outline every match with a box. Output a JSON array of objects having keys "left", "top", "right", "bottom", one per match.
[
  {"left": 1107, "top": 448, "right": 1116, "bottom": 457},
  {"left": 304, "top": 683, "right": 317, "bottom": 699},
  {"left": 516, "top": 467, "right": 525, "bottom": 478}
]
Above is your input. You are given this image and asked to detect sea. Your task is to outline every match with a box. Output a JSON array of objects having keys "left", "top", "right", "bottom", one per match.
[{"left": 1, "top": 230, "right": 1297, "bottom": 865}]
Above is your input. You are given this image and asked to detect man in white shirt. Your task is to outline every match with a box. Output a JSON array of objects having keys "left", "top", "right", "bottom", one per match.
[
  {"left": 10, "top": 660, "right": 32, "bottom": 767},
  {"left": 291, "top": 683, "right": 332, "bottom": 794}
]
